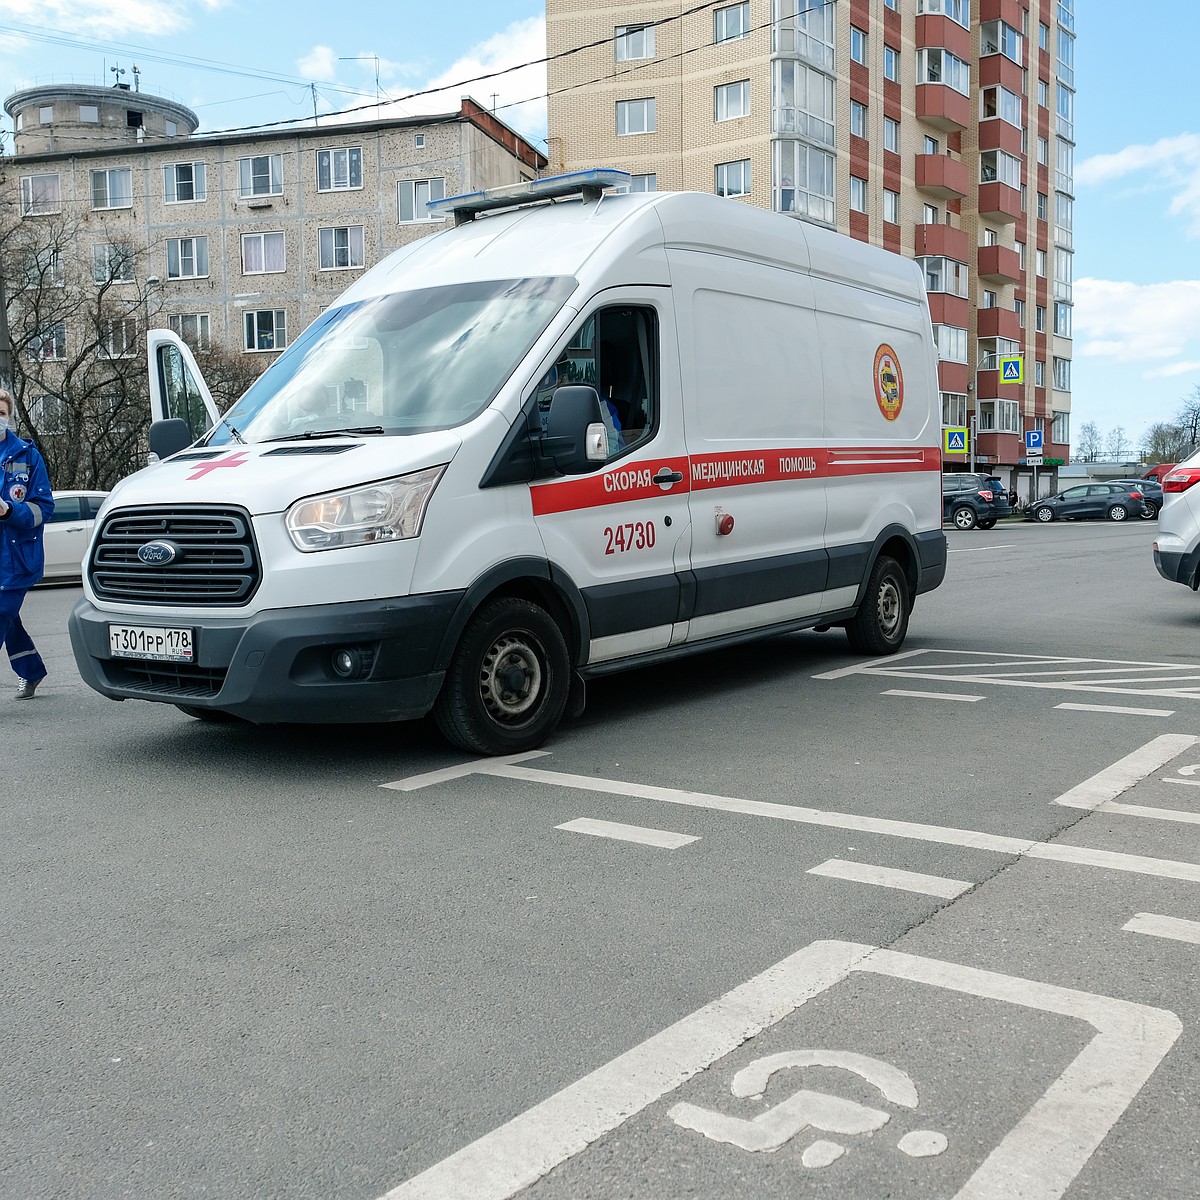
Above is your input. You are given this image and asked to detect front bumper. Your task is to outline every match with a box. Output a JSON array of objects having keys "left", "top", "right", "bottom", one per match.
[{"left": 69, "top": 591, "right": 465, "bottom": 723}]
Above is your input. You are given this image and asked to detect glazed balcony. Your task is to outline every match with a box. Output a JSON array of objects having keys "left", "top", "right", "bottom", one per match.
[
  {"left": 916, "top": 153, "right": 969, "bottom": 199},
  {"left": 978, "top": 244, "right": 1022, "bottom": 283}
]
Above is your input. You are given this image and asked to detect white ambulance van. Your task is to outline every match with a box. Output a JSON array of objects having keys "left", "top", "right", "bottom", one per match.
[{"left": 69, "top": 170, "right": 947, "bottom": 754}]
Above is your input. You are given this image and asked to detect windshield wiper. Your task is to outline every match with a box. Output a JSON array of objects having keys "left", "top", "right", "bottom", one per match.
[
  {"left": 261, "top": 425, "right": 386, "bottom": 443},
  {"left": 219, "top": 414, "right": 245, "bottom": 444}
]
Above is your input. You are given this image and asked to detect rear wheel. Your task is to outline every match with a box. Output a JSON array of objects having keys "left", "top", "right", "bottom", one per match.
[
  {"left": 845, "top": 555, "right": 910, "bottom": 656},
  {"left": 1034, "top": 506, "right": 1054, "bottom": 523},
  {"left": 434, "top": 597, "right": 570, "bottom": 755},
  {"left": 952, "top": 506, "right": 977, "bottom": 531},
  {"left": 1107, "top": 504, "right": 1129, "bottom": 522}
]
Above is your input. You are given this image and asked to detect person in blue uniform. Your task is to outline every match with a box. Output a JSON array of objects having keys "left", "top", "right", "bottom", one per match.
[{"left": 0, "top": 388, "right": 54, "bottom": 699}]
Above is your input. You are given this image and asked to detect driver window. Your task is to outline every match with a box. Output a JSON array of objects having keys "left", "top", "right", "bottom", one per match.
[{"left": 533, "top": 305, "right": 658, "bottom": 462}]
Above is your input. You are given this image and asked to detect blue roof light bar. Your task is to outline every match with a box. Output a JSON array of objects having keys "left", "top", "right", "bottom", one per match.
[{"left": 428, "top": 168, "right": 632, "bottom": 225}]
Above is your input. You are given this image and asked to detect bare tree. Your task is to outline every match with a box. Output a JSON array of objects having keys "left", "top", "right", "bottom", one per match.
[
  {"left": 1173, "top": 385, "right": 1200, "bottom": 458},
  {"left": 1074, "top": 420, "right": 1101, "bottom": 462},
  {"left": 1140, "top": 421, "right": 1194, "bottom": 464},
  {"left": 1104, "top": 425, "right": 1131, "bottom": 462}
]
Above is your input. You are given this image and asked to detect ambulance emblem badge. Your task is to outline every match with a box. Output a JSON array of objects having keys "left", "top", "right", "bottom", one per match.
[{"left": 873, "top": 344, "right": 904, "bottom": 422}]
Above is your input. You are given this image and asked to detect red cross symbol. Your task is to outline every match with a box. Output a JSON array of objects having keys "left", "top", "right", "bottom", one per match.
[{"left": 186, "top": 451, "right": 251, "bottom": 481}]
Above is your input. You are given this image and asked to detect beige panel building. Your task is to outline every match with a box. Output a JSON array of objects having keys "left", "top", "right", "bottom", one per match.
[{"left": 547, "top": 0, "right": 1076, "bottom": 491}]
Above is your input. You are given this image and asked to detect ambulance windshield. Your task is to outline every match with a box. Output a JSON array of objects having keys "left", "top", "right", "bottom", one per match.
[{"left": 208, "top": 275, "right": 577, "bottom": 445}]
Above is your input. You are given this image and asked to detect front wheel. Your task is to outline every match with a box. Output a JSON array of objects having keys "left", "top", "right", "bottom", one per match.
[
  {"left": 845, "top": 555, "right": 910, "bottom": 656},
  {"left": 1034, "top": 506, "right": 1054, "bottom": 523},
  {"left": 952, "top": 506, "right": 977, "bottom": 531},
  {"left": 1108, "top": 504, "right": 1129, "bottom": 522},
  {"left": 977, "top": 518, "right": 997, "bottom": 530},
  {"left": 434, "top": 597, "right": 570, "bottom": 755}
]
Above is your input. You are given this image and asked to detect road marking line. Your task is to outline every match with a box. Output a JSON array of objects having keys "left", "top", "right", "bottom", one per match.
[
  {"left": 811, "top": 647, "right": 925, "bottom": 680},
  {"left": 380, "top": 750, "right": 549, "bottom": 792},
  {"left": 948, "top": 544, "right": 1017, "bottom": 553},
  {"left": 556, "top": 817, "right": 698, "bottom": 849},
  {"left": 1056, "top": 702, "right": 1175, "bottom": 717},
  {"left": 1093, "top": 803, "right": 1200, "bottom": 826},
  {"left": 883, "top": 689, "right": 984, "bottom": 702},
  {"left": 480, "top": 762, "right": 1200, "bottom": 883},
  {"left": 1164, "top": 777, "right": 1200, "bottom": 788},
  {"left": 1123, "top": 913, "right": 1200, "bottom": 945},
  {"left": 374, "top": 940, "right": 1181, "bottom": 1200},
  {"left": 1053, "top": 735, "right": 1198, "bottom": 810},
  {"left": 808, "top": 858, "right": 972, "bottom": 899}
]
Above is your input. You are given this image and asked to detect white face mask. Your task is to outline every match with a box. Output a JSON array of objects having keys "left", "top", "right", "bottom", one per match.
[{"left": 0, "top": 414, "right": 10, "bottom": 434}]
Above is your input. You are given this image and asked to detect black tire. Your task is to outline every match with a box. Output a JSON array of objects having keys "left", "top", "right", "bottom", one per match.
[
  {"left": 434, "top": 597, "right": 570, "bottom": 755},
  {"left": 1034, "top": 505, "right": 1054, "bottom": 523},
  {"left": 952, "top": 505, "right": 977, "bottom": 531},
  {"left": 175, "top": 704, "right": 238, "bottom": 723},
  {"left": 1140, "top": 503, "right": 1158, "bottom": 520},
  {"left": 977, "top": 518, "right": 997, "bottom": 530},
  {"left": 845, "top": 555, "right": 910, "bottom": 656},
  {"left": 1107, "top": 504, "right": 1128, "bottom": 522}
]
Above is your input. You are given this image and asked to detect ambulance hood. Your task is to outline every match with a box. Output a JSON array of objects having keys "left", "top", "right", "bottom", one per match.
[{"left": 107, "top": 428, "right": 463, "bottom": 517}]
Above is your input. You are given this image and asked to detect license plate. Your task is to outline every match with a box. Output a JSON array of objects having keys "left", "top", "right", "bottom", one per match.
[{"left": 109, "top": 624, "right": 195, "bottom": 664}]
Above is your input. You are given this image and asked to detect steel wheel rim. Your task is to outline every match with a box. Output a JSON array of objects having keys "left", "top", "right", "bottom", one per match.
[
  {"left": 479, "top": 633, "right": 544, "bottom": 724},
  {"left": 877, "top": 577, "right": 902, "bottom": 639}
]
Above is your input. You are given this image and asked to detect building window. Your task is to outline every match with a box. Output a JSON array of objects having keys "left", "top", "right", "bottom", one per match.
[
  {"left": 884, "top": 45, "right": 899, "bottom": 81},
  {"left": 982, "top": 289, "right": 998, "bottom": 309},
  {"left": 981, "top": 20, "right": 1023, "bottom": 62},
  {"left": 164, "top": 120, "right": 177, "bottom": 138},
  {"left": 92, "top": 244, "right": 134, "bottom": 285},
  {"left": 716, "top": 160, "right": 751, "bottom": 197},
  {"left": 30, "top": 395, "right": 65, "bottom": 435},
  {"left": 318, "top": 225, "right": 365, "bottom": 270},
  {"left": 978, "top": 400, "right": 1020, "bottom": 433},
  {"left": 774, "top": 60, "right": 834, "bottom": 142},
  {"left": 1037, "top": 191, "right": 1049, "bottom": 221},
  {"left": 1057, "top": 27, "right": 1075, "bottom": 87},
  {"left": 850, "top": 100, "right": 867, "bottom": 138},
  {"left": 850, "top": 176, "right": 867, "bottom": 213},
  {"left": 933, "top": 325, "right": 967, "bottom": 363},
  {"left": 242, "top": 231, "right": 286, "bottom": 274},
  {"left": 169, "top": 313, "right": 211, "bottom": 352},
  {"left": 775, "top": 141, "right": 834, "bottom": 223},
  {"left": 851, "top": 26, "right": 867, "bottom": 64},
  {"left": 398, "top": 177, "right": 446, "bottom": 222},
  {"left": 980, "top": 150, "right": 1021, "bottom": 189},
  {"left": 942, "top": 392, "right": 967, "bottom": 426},
  {"left": 1035, "top": 360, "right": 1045, "bottom": 387},
  {"left": 29, "top": 323, "right": 66, "bottom": 362},
  {"left": 885, "top": 0, "right": 898, "bottom": 9},
  {"left": 1037, "top": 137, "right": 1048, "bottom": 166},
  {"left": 615, "top": 24, "right": 655, "bottom": 60},
  {"left": 1016, "top": 240, "right": 1026, "bottom": 269},
  {"left": 38, "top": 105, "right": 53, "bottom": 124},
  {"left": 923, "top": 135, "right": 940, "bottom": 155},
  {"left": 983, "top": 227, "right": 998, "bottom": 246},
  {"left": 1015, "top": 298, "right": 1025, "bottom": 327},
  {"left": 629, "top": 173, "right": 657, "bottom": 192},
  {"left": 316, "top": 147, "right": 363, "bottom": 192},
  {"left": 883, "top": 188, "right": 899, "bottom": 224},
  {"left": 1039, "top": 22, "right": 1050, "bottom": 50},
  {"left": 923, "top": 203, "right": 939, "bottom": 224},
  {"left": 91, "top": 167, "right": 133, "bottom": 210},
  {"left": 883, "top": 116, "right": 899, "bottom": 153},
  {"left": 238, "top": 154, "right": 283, "bottom": 197},
  {"left": 164, "top": 161, "right": 207, "bottom": 203},
  {"left": 244, "top": 310, "right": 287, "bottom": 352},
  {"left": 1054, "top": 248, "right": 1073, "bottom": 302},
  {"left": 773, "top": 0, "right": 834, "bottom": 66},
  {"left": 1038, "top": 79, "right": 1049, "bottom": 108},
  {"left": 100, "top": 319, "right": 138, "bottom": 359},
  {"left": 1056, "top": 138, "right": 1074, "bottom": 195},
  {"left": 167, "top": 236, "right": 210, "bottom": 279},
  {"left": 1036, "top": 248, "right": 1047, "bottom": 276},
  {"left": 714, "top": 2, "right": 750, "bottom": 43},
  {"left": 917, "top": 255, "right": 968, "bottom": 297},
  {"left": 981, "top": 85, "right": 1021, "bottom": 126},
  {"left": 917, "top": 48, "right": 969, "bottom": 95},
  {"left": 715, "top": 80, "right": 750, "bottom": 121},
  {"left": 1051, "top": 410, "right": 1069, "bottom": 442},
  {"left": 1036, "top": 305, "right": 1046, "bottom": 332},
  {"left": 916, "top": 0, "right": 968, "bottom": 29},
  {"left": 1053, "top": 345, "right": 1072, "bottom": 381},
  {"left": 23, "top": 248, "right": 64, "bottom": 289},
  {"left": 79, "top": 105, "right": 98, "bottom": 122},
  {"left": 616, "top": 98, "right": 656, "bottom": 136}
]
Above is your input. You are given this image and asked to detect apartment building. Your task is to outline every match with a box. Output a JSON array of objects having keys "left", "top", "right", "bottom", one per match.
[
  {"left": 546, "top": 0, "right": 1076, "bottom": 485},
  {"left": 3, "top": 83, "right": 545, "bottom": 363}
]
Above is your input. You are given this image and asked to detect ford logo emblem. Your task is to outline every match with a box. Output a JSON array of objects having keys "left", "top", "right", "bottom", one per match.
[{"left": 137, "top": 540, "right": 178, "bottom": 566}]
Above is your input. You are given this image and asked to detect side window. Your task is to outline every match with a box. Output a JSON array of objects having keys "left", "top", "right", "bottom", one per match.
[
  {"left": 533, "top": 305, "right": 659, "bottom": 464},
  {"left": 48, "top": 496, "right": 83, "bottom": 522}
]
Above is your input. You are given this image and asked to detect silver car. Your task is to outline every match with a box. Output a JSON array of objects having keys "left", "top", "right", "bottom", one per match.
[
  {"left": 1153, "top": 457, "right": 1200, "bottom": 589},
  {"left": 40, "top": 491, "right": 109, "bottom": 582}
]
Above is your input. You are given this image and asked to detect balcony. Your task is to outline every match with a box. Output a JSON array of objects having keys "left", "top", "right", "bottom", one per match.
[
  {"left": 978, "top": 55, "right": 1024, "bottom": 94},
  {"left": 978, "top": 0, "right": 1025, "bottom": 26},
  {"left": 974, "top": 370, "right": 1022, "bottom": 401},
  {"left": 977, "top": 306, "right": 1022, "bottom": 340},
  {"left": 916, "top": 153, "right": 969, "bottom": 199},
  {"left": 916, "top": 84, "right": 970, "bottom": 131},
  {"left": 915, "top": 222, "right": 969, "bottom": 261},
  {"left": 978, "top": 181, "right": 1022, "bottom": 224},
  {"left": 976, "top": 431, "right": 1023, "bottom": 464},
  {"left": 978, "top": 118, "right": 1023, "bottom": 157},
  {"left": 978, "top": 244, "right": 1021, "bottom": 283},
  {"left": 914, "top": 14, "right": 970, "bottom": 59},
  {"left": 937, "top": 360, "right": 969, "bottom": 394}
]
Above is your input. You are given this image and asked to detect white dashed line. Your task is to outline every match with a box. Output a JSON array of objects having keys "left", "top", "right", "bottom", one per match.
[
  {"left": 556, "top": 817, "right": 698, "bottom": 849},
  {"left": 1053, "top": 735, "right": 1198, "bottom": 811},
  {"left": 1056, "top": 702, "right": 1175, "bottom": 717},
  {"left": 883, "top": 689, "right": 984, "bottom": 702},
  {"left": 1123, "top": 913, "right": 1200, "bottom": 946},
  {"left": 807, "top": 858, "right": 972, "bottom": 899}
]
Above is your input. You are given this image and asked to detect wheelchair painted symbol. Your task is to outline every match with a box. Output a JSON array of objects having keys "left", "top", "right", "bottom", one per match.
[{"left": 668, "top": 1049, "right": 948, "bottom": 1168}]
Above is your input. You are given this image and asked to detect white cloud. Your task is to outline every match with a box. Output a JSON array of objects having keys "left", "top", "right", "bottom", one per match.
[
  {"left": 0, "top": 0, "right": 227, "bottom": 38},
  {"left": 1144, "top": 360, "right": 1200, "bottom": 380},
  {"left": 296, "top": 45, "right": 338, "bottom": 83},
  {"left": 1074, "top": 278, "right": 1200, "bottom": 378},
  {"left": 1077, "top": 133, "right": 1200, "bottom": 237}
]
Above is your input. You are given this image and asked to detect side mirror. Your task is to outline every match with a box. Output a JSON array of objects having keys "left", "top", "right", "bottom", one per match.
[
  {"left": 543, "top": 385, "right": 607, "bottom": 475},
  {"left": 148, "top": 418, "right": 194, "bottom": 461}
]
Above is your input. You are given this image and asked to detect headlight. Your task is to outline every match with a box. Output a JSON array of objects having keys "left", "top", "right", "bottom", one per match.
[{"left": 285, "top": 466, "right": 446, "bottom": 552}]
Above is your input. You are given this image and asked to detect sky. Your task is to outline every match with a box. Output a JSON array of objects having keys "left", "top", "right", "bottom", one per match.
[{"left": 1, "top": 0, "right": 1198, "bottom": 456}]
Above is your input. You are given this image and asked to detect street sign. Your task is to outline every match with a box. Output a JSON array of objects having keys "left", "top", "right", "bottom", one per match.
[
  {"left": 1025, "top": 454, "right": 1044, "bottom": 466},
  {"left": 1000, "top": 356, "right": 1024, "bottom": 384},
  {"left": 943, "top": 427, "right": 969, "bottom": 454},
  {"left": 1025, "top": 430, "right": 1044, "bottom": 452}
]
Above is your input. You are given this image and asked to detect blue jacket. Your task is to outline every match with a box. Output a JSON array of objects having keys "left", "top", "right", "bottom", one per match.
[{"left": 0, "top": 429, "right": 55, "bottom": 590}]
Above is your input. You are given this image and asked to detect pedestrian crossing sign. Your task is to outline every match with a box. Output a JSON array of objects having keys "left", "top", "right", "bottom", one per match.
[
  {"left": 999, "top": 355, "right": 1024, "bottom": 383},
  {"left": 943, "top": 426, "right": 968, "bottom": 454}
]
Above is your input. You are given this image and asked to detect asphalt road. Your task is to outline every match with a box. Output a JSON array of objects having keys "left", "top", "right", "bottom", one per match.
[{"left": 5, "top": 517, "right": 1200, "bottom": 1200}]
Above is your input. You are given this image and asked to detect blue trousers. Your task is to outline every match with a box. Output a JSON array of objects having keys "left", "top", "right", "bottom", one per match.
[{"left": 0, "top": 589, "right": 47, "bottom": 682}]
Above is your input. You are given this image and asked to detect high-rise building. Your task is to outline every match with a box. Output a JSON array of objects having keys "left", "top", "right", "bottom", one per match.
[{"left": 546, "top": 0, "right": 1075, "bottom": 485}]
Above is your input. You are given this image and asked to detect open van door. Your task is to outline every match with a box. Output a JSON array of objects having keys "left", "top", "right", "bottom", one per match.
[{"left": 146, "top": 328, "right": 221, "bottom": 450}]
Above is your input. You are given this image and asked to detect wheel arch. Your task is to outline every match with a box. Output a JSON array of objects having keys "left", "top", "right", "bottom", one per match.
[{"left": 852, "top": 525, "right": 920, "bottom": 609}]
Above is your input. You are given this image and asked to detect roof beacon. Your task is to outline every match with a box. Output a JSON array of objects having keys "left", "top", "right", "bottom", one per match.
[{"left": 428, "top": 168, "right": 632, "bottom": 226}]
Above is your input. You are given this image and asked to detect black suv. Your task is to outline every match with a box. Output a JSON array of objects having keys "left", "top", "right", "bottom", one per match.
[{"left": 942, "top": 473, "right": 1013, "bottom": 530}]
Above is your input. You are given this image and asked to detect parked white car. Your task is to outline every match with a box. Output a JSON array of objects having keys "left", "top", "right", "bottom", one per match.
[{"left": 41, "top": 491, "right": 109, "bottom": 582}]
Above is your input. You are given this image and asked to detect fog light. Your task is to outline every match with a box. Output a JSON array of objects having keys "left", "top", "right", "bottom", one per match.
[{"left": 331, "top": 646, "right": 371, "bottom": 680}]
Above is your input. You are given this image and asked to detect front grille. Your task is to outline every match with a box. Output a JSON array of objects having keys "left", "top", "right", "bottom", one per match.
[
  {"left": 90, "top": 505, "right": 261, "bottom": 606},
  {"left": 103, "top": 659, "right": 226, "bottom": 698}
]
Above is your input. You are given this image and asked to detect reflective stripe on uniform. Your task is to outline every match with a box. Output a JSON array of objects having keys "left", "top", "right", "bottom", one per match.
[{"left": 29, "top": 506, "right": 43, "bottom": 527}]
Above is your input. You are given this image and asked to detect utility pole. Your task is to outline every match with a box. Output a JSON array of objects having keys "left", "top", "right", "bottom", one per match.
[
  {"left": 311, "top": 83, "right": 319, "bottom": 126},
  {"left": 0, "top": 267, "right": 12, "bottom": 390}
]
